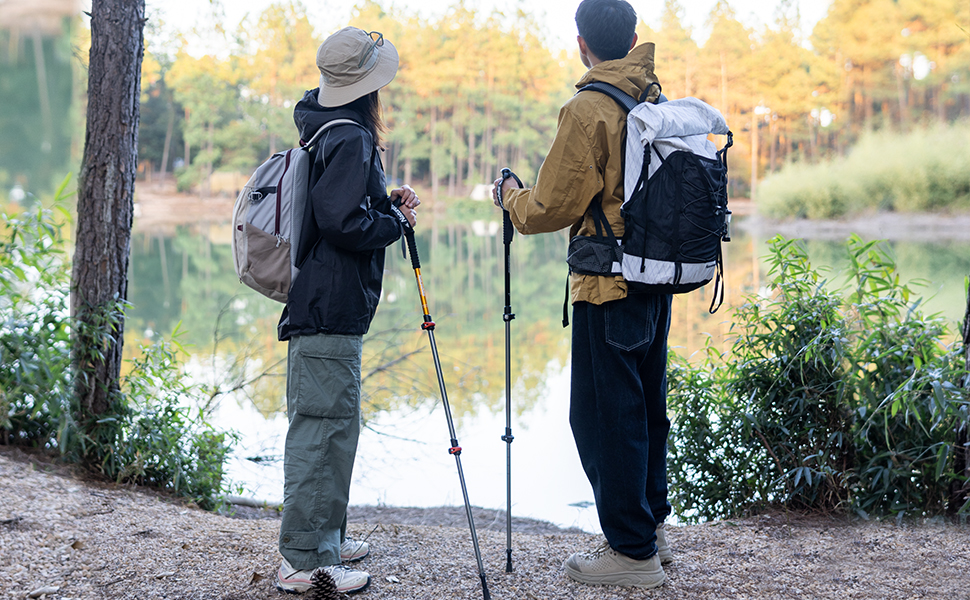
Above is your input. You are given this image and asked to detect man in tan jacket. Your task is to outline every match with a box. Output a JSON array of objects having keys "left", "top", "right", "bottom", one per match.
[{"left": 494, "top": 0, "right": 672, "bottom": 589}]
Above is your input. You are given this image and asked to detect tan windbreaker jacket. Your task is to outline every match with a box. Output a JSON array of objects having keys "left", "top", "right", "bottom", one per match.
[{"left": 503, "top": 43, "right": 661, "bottom": 305}]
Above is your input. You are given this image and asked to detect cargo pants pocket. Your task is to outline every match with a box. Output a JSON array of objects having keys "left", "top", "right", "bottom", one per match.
[{"left": 289, "top": 334, "right": 362, "bottom": 419}]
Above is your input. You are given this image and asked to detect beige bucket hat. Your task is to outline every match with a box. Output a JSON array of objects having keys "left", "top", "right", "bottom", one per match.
[{"left": 316, "top": 27, "right": 399, "bottom": 107}]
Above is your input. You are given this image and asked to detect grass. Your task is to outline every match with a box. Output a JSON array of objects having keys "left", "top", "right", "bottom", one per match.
[{"left": 758, "top": 122, "right": 970, "bottom": 219}]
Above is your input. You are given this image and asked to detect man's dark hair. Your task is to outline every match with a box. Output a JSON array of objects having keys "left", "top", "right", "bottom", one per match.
[{"left": 575, "top": 0, "right": 637, "bottom": 62}]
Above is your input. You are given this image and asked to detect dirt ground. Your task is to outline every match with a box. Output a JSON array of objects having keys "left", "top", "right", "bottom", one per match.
[{"left": 2, "top": 447, "right": 969, "bottom": 600}]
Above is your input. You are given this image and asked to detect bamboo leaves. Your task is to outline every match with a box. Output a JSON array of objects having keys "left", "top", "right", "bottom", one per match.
[{"left": 668, "top": 236, "right": 969, "bottom": 523}]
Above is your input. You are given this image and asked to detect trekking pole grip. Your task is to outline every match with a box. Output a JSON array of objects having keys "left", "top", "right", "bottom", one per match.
[
  {"left": 498, "top": 168, "right": 523, "bottom": 246},
  {"left": 391, "top": 198, "right": 421, "bottom": 270},
  {"left": 403, "top": 227, "right": 420, "bottom": 270}
]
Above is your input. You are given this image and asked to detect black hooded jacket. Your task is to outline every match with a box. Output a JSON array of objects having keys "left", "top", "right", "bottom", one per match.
[{"left": 277, "top": 89, "right": 403, "bottom": 340}]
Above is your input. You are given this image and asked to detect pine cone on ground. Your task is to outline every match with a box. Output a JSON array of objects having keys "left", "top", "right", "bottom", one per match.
[{"left": 306, "top": 568, "right": 341, "bottom": 600}]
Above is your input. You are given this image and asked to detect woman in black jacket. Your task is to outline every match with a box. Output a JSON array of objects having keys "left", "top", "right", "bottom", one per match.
[{"left": 275, "top": 27, "right": 418, "bottom": 595}]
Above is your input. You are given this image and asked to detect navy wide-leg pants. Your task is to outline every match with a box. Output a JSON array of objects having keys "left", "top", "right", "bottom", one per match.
[{"left": 569, "top": 293, "right": 672, "bottom": 560}]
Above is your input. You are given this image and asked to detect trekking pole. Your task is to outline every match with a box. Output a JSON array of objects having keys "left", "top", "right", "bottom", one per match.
[
  {"left": 496, "top": 167, "right": 523, "bottom": 573},
  {"left": 389, "top": 201, "right": 491, "bottom": 600}
]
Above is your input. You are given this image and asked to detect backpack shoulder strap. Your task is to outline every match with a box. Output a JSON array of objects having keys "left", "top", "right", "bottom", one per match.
[
  {"left": 578, "top": 82, "right": 638, "bottom": 113},
  {"left": 301, "top": 118, "right": 364, "bottom": 148},
  {"left": 569, "top": 82, "right": 636, "bottom": 248},
  {"left": 579, "top": 81, "right": 664, "bottom": 112}
]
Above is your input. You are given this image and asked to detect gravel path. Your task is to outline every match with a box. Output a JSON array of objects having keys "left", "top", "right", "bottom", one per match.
[{"left": 2, "top": 447, "right": 968, "bottom": 600}]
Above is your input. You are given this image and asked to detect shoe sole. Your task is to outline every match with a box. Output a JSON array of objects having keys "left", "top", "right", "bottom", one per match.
[
  {"left": 564, "top": 567, "right": 666, "bottom": 589},
  {"left": 341, "top": 549, "right": 370, "bottom": 562},
  {"left": 343, "top": 576, "right": 372, "bottom": 594},
  {"left": 276, "top": 580, "right": 307, "bottom": 594}
]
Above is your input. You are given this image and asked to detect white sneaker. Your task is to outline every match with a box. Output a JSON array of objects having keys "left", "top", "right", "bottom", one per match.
[
  {"left": 340, "top": 537, "right": 370, "bottom": 562},
  {"left": 316, "top": 564, "right": 371, "bottom": 594},
  {"left": 563, "top": 541, "right": 666, "bottom": 588},
  {"left": 276, "top": 558, "right": 371, "bottom": 594}
]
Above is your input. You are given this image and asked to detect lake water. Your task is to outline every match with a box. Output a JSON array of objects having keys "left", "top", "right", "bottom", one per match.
[{"left": 124, "top": 206, "right": 970, "bottom": 533}]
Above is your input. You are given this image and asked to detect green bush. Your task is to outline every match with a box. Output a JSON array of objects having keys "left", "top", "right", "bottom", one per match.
[
  {"left": 0, "top": 185, "right": 73, "bottom": 447},
  {"left": 1, "top": 179, "right": 236, "bottom": 510},
  {"left": 61, "top": 332, "right": 238, "bottom": 509},
  {"left": 758, "top": 123, "right": 970, "bottom": 219},
  {"left": 668, "top": 235, "right": 969, "bottom": 523}
]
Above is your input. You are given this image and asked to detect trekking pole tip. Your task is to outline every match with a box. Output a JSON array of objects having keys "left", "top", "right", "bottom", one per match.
[{"left": 480, "top": 574, "right": 491, "bottom": 600}]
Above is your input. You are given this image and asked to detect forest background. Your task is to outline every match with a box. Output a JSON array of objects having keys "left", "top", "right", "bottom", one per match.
[{"left": 3, "top": 0, "right": 969, "bottom": 219}]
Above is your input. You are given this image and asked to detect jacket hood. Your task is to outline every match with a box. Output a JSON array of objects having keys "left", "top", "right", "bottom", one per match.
[
  {"left": 576, "top": 43, "right": 659, "bottom": 102},
  {"left": 293, "top": 88, "right": 365, "bottom": 144}
]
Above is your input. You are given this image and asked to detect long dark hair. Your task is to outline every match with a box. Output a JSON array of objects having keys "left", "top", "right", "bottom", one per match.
[{"left": 346, "top": 90, "right": 386, "bottom": 148}]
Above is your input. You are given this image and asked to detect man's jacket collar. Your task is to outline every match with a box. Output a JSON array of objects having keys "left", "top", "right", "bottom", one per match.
[{"left": 576, "top": 42, "right": 657, "bottom": 102}]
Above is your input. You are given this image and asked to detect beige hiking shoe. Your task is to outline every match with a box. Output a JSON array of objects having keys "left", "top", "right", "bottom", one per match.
[
  {"left": 657, "top": 524, "right": 673, "bottom": 565},
  {"left": 563, "top": 541, "right": 666, "bottom": 588}
]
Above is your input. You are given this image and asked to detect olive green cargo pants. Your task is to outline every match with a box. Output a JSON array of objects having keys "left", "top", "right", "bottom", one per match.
[{"left": 278, "top": 333, "right": 362, "bottom": 570}]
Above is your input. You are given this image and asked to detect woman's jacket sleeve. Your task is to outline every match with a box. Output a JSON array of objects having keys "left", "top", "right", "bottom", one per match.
[{"left": 310, "top": 130, "right": 401, "bottom": 252}]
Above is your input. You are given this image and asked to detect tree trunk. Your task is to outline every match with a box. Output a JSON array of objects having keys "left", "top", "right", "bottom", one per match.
[
  {"left": 482, "top": 101, "right": 493, "bottom": 182},
  {"left": 430, "top": 103, "right": 440, "bottom": 225},
  {"left": 205, "top": 120, "right": 214, "bottom": 198},
  {"left": 769, "top": 120, "right": 777, "bottom": 172},
  {"left": 719, "top": 50, "right": 727, "bottom": 116},
  {"left": 750, "top": 109, "right": 759, "bottom": 201},
  {"left": 447, "top": 153, "right": 456, "bottom": 198},
  {"left": 389, "top": 142, "right": 400, "bottom": 186},
  {"left": 895, "top": 64, "right": 909, "bottom": 132},
  {"left": 71, "top": 0, "right": 145, "bottom": 417},
  {"left": 32, "top": 32, "right": 54, "bottom": 149},
  {"left": 184, "top": 107, "right": 191, "bottom": 167},
  {"left": 466, "top": 103, "right": 475, "bottom": 185},
  {"left": 160, "top": 93, "right": 174, "bottom": 175}
]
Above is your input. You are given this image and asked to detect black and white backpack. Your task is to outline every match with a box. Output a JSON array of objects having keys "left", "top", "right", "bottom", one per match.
[{"left": 566, "top": 82, "right": 733, "bottom": 313}]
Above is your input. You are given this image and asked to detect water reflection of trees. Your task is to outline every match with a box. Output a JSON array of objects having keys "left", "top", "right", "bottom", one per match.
[
  {"left": 124, "top": 223, "right": 575, "bottom": 423},
  {"left": 125, "top": 220, "right": 968, "bottom": 423},
  {"left": 366, "top": 224, "right": 573, "bottom": 420},
  {"left": 0, "top": 26, "right": 74, "bottom": 200}
]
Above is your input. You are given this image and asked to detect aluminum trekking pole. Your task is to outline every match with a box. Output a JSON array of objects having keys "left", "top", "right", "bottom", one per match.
[
  {"left": 496, "top": 167, "right": 523, "bottom": 573},
  {"left": 389, "top": 201, "right": 491, "bottom": 600}
]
